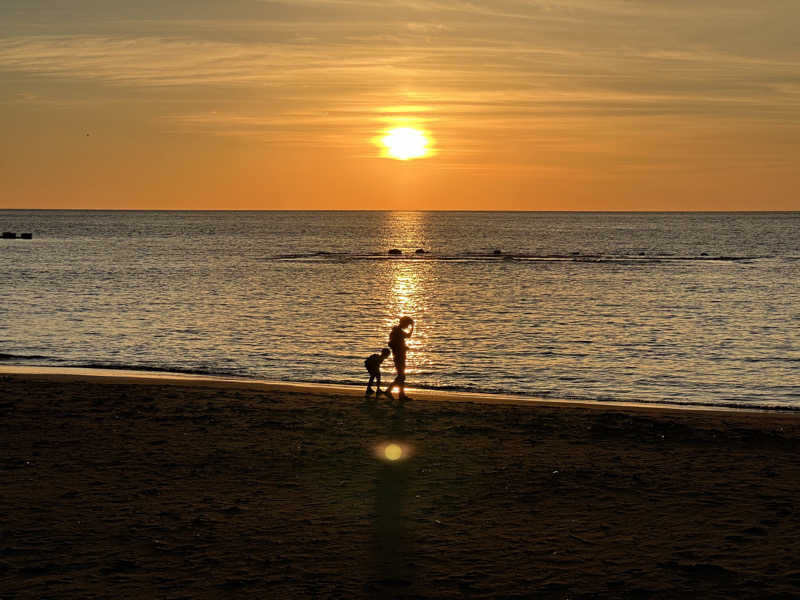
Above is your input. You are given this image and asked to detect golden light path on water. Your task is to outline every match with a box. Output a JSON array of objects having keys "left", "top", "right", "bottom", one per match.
[{"left": 380, "top": 211, "right": 435, "bottom": 380}]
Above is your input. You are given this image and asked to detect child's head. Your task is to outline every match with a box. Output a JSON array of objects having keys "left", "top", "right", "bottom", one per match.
[
  {"left": 381, "top": 348, "right": 391, "bottom": 358},
  {"left": 399, "top": 316, "right": 414, "bottom": 328}
]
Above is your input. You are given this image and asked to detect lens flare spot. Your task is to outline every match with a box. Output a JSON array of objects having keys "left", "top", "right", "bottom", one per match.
[
  {"left": 384, "top": 443, "right": 403, "bottom": 461},
  {"left": 375, "top": 442, "right": 412, "bottom": 462}
]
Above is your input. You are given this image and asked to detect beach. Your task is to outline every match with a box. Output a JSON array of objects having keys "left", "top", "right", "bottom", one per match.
[{"left": 3, "top": 372, "right": 800, "bottom": 599}]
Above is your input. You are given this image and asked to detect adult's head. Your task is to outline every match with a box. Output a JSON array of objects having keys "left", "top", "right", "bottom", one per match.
[{"left": 399, "top": 316, "right": 414, "bottom": 328}]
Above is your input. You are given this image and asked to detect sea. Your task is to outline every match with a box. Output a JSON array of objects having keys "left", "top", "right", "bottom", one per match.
[{"left": 1, "top": 210, "right": 798, "bottom": 409}]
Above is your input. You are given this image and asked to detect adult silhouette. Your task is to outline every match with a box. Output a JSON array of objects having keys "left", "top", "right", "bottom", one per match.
[{"left": 385, "top": 316, "right": 414, "bottom": 401}]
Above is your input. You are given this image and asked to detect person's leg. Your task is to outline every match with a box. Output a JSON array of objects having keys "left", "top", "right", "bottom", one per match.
[
  {"left": 396, "top": 353, "right": 410, "bottom": 400},
  {"left": 376, "top": 372, "right": 382, "bottom": 394},
  {"left": 385, "top": 353, "right": 402, "bottom": 397},
  {"left": 366, "top": 373, "right": 375, "bottom": 395},
  {"left": 397, "top": 373, "right": 406, "bottom": 398}
]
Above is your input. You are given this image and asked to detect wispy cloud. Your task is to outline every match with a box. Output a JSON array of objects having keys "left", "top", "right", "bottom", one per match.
[
  {"left": 1, "top": 32, "right": 796, "bottom": 113},
  {"left": 1, "top": 0, "right": 798, "bottom": 170}
]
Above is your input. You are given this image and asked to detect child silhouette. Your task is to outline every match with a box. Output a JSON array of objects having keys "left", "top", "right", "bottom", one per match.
[{"left": 364, "top": 347, "right": 391, "bottom": 396}]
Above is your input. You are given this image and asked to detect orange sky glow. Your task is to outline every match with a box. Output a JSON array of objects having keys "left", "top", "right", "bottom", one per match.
[{"left": 1, "top": 1, "right": 799, "bottom": 210}]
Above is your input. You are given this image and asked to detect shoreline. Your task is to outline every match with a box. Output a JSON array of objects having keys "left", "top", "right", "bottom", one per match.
[{"left": 0, "top": 364, "right": 789, "bottom": 416}]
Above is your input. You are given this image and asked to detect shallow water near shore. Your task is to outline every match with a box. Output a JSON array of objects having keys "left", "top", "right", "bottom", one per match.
[{"left": 2, "top": 210, "right": 799, "bottom": 408}]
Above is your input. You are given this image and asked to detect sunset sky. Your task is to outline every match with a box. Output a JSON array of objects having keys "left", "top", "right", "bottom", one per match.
[{"left": 1, "top": 1, "right": 799, "bottom": 210}]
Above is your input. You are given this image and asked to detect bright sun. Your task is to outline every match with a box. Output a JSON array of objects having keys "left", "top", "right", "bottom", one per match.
[{"left": 381, "top": 127, "right": 430, "bottom": 160}]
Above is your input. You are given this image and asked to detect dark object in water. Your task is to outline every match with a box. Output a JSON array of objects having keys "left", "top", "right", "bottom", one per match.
[
  {"left": 20, "top": 233, "right": 33, "bottom": 240},
  {"left": 700, "top": 252, "right": 709, "bottom": 256},
  {"left": 2, "top": 232, "right": 16, "bottom": 239},
  {"left": 493, "top": 249, "right": 502, "bottom": 255},
  {"left": 415, "top": 248, "right": 426, "bottom": 254},
  {"left": 388, "top": 248, "right": 402, "bottom": 255}
]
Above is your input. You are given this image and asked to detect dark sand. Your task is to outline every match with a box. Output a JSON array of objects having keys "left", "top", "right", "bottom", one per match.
[{"left": 3, "top": 372, "right": 800, "bottom": 599}]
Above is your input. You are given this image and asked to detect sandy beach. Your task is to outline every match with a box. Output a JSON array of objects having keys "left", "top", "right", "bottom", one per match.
[{"left": 2, "top": 371, "right": 800, "bottom": 599}]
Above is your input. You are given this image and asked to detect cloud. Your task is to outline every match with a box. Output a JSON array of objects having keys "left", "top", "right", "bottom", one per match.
[
  {"left": 1, "top": 0, "right": 797, "bottom": 169},
  {"left": 1, "top": 33, "right": 795, "bottom": 107}
]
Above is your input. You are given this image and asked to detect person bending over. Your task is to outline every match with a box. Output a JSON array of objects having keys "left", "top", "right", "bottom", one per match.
[{"left": 364, "top": 347, "right": 391, "bottom": 396}]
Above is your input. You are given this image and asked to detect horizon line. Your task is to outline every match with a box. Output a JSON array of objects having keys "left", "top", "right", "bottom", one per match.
[{"left": 2, "top": 208, "right": 798, "bottom": 214}]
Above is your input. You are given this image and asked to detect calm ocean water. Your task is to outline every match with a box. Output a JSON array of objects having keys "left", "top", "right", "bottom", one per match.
[{"left": 1, "top": 210, "right": 798, "bottom": 409}]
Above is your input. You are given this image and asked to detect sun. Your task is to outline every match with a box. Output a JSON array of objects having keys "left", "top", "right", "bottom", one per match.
[{"left": 380, "top": 127, "right": 430, "bottom": 160}]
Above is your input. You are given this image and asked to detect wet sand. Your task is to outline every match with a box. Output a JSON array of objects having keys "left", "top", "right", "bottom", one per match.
[{"left": 2, "top": 371, "right": 800, "bottom": 599}]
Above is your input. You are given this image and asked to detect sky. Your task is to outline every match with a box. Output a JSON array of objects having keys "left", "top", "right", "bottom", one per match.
[{"left": 1, "top": 0, "right": 799, "bottom": 210}]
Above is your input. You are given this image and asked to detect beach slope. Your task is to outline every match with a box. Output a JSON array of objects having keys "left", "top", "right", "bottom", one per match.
[{"left": 2, "top": 372, "right": 800, "bottom": 599}]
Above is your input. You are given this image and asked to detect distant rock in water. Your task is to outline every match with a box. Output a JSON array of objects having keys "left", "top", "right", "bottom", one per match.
[
  {"left": 20, "top": 233, "right": 32, "bottom": 240},
  {"left": 701, "top": 252, "right": 709, "bottom": 256},
  {"left": 415, "top": 248, "right": 426, "bottom": 254},
  {"left": 493, "top": 249, "right": 502, "bottom": 255},
  {"left": 2, "top": 232, "right": 17, "bottom": 239},
  {"left": 388, "top": 248, "right": 402, "bottom": 255}
]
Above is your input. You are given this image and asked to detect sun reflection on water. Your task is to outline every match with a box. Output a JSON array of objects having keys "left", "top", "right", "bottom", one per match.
[
  {"left": 391, "top": 267, "right": 421, "bottom": 316},
  {"left": 379, "top": 213, "right": 436, "bottom": 378},
  {"left": 384, "top": 263, "right": 428, "bottom": 363}
]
